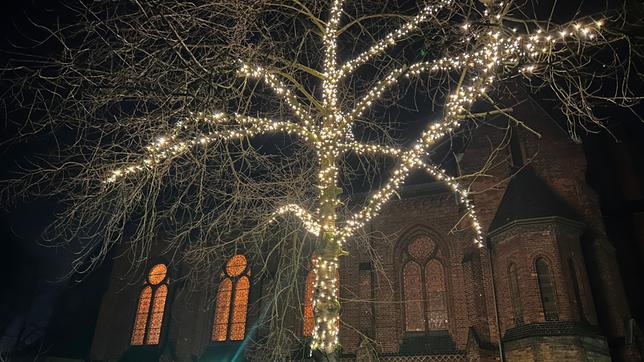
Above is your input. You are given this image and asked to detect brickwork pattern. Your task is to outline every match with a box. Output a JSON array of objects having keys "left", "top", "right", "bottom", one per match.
[
  {"left": 90, "top": 104, "right": 639, "bottom": 361},
  {"left": 339, "top": 354, "right": 467, "bottom": 362}
]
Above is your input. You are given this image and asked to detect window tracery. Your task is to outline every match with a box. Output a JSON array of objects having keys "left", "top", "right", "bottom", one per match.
[
  {"left": 212, "top": 254, "right": 251, "bottom": 341},
  {"left": 131, "top": 263, "right": 169, "bottom": 345},
  {"left": 402, "top": 235, "right": 449, "bottom": 332}
]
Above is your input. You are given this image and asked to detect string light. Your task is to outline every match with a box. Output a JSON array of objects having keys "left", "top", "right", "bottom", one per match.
[{"left": 101, "top": 0, "right": 604, "bottom": 353}]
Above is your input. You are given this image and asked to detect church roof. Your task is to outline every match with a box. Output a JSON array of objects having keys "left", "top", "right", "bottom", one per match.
[{"left": 489, "top": 166, "right": 579, "bottom": 232}]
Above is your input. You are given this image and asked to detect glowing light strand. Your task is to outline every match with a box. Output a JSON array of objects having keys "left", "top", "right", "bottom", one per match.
[
  {"left": 105, "top": 114, "right": 310, "bottom": 183},
  {"left": 338, "top": 0, "right": 452, "bottom": 78},
  {"left": 321, "top": 0, "right": 344, "bottom": 110},
  {"left": 238, "top": 63, "right": 317, "bottom": 130},
  {"left": 421, "top": 161, "right": 483, "bottom": 246},
  {"left": 271, "top": 204, "right": 322, "bottom": 236}
]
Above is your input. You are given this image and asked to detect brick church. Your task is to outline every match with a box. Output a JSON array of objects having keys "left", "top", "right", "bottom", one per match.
[{"left": 89, "top": 99, "right": 642, "bottom": 361}]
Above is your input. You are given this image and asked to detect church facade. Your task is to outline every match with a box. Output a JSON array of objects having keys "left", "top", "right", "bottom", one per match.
[{"left": 90, "top": 103, "right": 642, "bottom": 361}]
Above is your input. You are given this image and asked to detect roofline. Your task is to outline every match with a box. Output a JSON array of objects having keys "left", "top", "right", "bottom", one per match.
[{"left": 487, "top": 216, "right": 585, "bottom": 240}]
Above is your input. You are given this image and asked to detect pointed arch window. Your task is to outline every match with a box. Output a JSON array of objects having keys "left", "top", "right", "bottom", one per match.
[
  {"left": 302, "top": 256, "right": 340, "bottom": 337},
  {"left": 303, "top": 268, "right": 316, "bottom": 336},
  {"left": 402, "top": 236, "right": 449, "bottom": 332},
  {"left": 508, "top": 263, "right": 523, "bottom": 326},
  {"left": 568, "top": 257, "right": 585, "bottom": 321},
  {"left": 535, "top": 257, "right": 558, "bottom": 321},
  {"left": 212, "top": 255, "right": 251, "bottom": 341},
  {"left": 131, "top": 263, "right": 169, "bottom": 345}
]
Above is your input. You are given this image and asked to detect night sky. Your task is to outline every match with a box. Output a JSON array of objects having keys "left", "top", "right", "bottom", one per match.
[
  {"left": 0, "top": 1, "right": 113, "bottom": 359},
  {"left": 0, "top": 0, "right": 642, "bottom": 360}
]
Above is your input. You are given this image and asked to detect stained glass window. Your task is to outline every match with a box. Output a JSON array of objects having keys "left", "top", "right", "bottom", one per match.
[
  {"left": 230, "top": 277, "right": 250, "bottom": 340},
  {"left": 146, "top": 285, "right": 168, "bottom": 344},
  {"left": 130, "top": 264, "right": 168, "bottom": 346},
  {"left": 302, "top": 256, "right": 338, "bottom": 337},
  {"left": 508, "top": 263, "right": 524, "bottom": 326},
  {"left": 408, "top": 236, "right": 434, "bottom": 260},
  {"left": 131, "top": 286, "right": 152, "bottom": 345},
  {"left": 212, "top": 279, "right": 233, "bottom": 341},
  {"left": 403, "top": 261, "right": 424, "bottom": 331},
  {"left": 212, "top": 254, "right": 251, "bottom": 342},
  {"left": 148, "top": 264, "right": 167, "bottom": 285},
  {"left": 303, "top": 270, "right": 316, "bottom": 336},
  {"left": 536, "top": 258, "right": 558, "bottom": 321},
  {"left": 425, "top": 260, "right": 448, "bottom": 330},
  {"left": 402, "top": 236, "right": 450, "bottom": 332},
  {"left": 226, "top": 255, "right": 247, "bottom": 277}
]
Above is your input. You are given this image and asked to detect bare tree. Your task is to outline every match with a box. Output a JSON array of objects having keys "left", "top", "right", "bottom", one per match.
[{"left": 1, "top": 0, "right": 641, "bottom": 359}]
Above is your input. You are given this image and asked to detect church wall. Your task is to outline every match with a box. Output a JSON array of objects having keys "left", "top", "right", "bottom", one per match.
[
  {"left": 516, "top": 102, "right": 635, "bottom": 351},
  {"left": 89, "top": 104, "right": 640, "bottom": 360},
  {"left": 339, "top": 188, "right": 482, "bottom": 355},
  {"left": 504, "top": 335, "right": 610, "bottom": 362},
  {"left": 90, "top": 247, "right": 145, "bottom": 361},
  {"left": 491, "top": 222, "right": 585, "bottom": 334}
]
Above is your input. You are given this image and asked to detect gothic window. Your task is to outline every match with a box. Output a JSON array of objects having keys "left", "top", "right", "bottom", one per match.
[
  {"left": 402, "top": 235, "right": 449, "bottom": 332},
  {"left": 535, "top": 257, "right": 559, "bottom": 321},
  {"left": 508, "top": 263, "right": 524, "bottom": 326},
  {"left": 303, "top": 269, "right": 316, "bottom": 336},
  {"left": 403, "top": 261, "right": 424, "bottom": 331},
  {"left": 568, "top": 257, "right": 585, "bottom": 321},
  {"left": 302, "top": 256, "right": 340, "bottom": 337},
  {"left": 425, "top": 260, "right": 448, "bottom": 330},
  {"left": 212, "top": 254, "right": 251, "bottom": 341},
  {"left": 131, "top": 263, "right": 169, "bottom": 346}
]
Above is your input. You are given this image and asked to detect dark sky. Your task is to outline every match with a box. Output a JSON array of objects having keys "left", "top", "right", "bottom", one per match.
[
  {"left": 0, "top": 1, "right": 113, "bottom": 359},
  {"left": 0, "top": 0, "right": 642, "bottom": 359}
]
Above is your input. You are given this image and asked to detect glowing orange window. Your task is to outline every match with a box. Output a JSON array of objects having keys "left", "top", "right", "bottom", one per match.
[
  {"left": 130, "top": 263, "right": 168, "bottom": 345},
  {"left": 302, "top": 256, "right": 339, "bottom": 337},
  {"left": 212, "top": 254, "right": 251, "bottom": 342},
  {"left": 303, "top": 270, "right": 316, "bottom": 336}
]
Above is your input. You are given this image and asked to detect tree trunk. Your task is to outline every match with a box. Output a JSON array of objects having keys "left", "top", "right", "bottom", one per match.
[{"left": 311, "top": 144, "right": 341, "bottom": 358}]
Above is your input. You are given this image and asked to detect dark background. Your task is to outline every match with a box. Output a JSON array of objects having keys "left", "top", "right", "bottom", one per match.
[{"left": 0, "top": 1, "right": 113, "bottom": 359}]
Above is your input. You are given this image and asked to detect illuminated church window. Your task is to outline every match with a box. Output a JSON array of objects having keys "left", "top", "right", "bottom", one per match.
[
  {"left": 303, "top": 269, "right": 316, "bottom": 336},
  {"left": 212, "top": 254, "right": 251, "bottom": 341},
  {"left": 302, "top": 256, "right": 339, "bottom": 337},
  {"left": 130, "top": 263, "right": 169, "bottom": 345},
  {"left": 402, "top": 236, "right": 449, "bottom": 332}
]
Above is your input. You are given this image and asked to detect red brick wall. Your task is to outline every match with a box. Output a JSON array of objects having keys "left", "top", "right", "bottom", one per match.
[
  {"left": 90, "top": 100, "right": 638, "bottom": 360},
  {"left": 504, "top": 335, "right": 610, "bottom": 361},
  {"left": 489, "top": 220, "right": 599, "bottom": 336}
]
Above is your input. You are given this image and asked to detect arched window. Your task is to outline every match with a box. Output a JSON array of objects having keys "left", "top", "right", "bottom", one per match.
[
  {"left": 403, "top": 261, "right": 424, "bottom": 331},
  {"left": 535, "top": 257, "right": 558, "bottom": 321},
  {"left": 568, "top": 257, "right": 585, "bottom": 321},
  {"left": 508, "top": 263, "right": 523, "bottom": 326},
  {"left": 425, "top": 260, "right": 448, "bottom": 330},
  {"left": 402, "top": 235, "right": 449, "bottom": 332},
  {"left": 131, "top": 263, "right": 169, "bottom": 345},
  {"left": 212, "top": 255, "right": 251, "bottom": 341},
  {"left": 303, "top": 269, "right": 316, "bottom": 336},
  {"left": 302, "top": 256, "right": 339, "bottom": 337}
]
